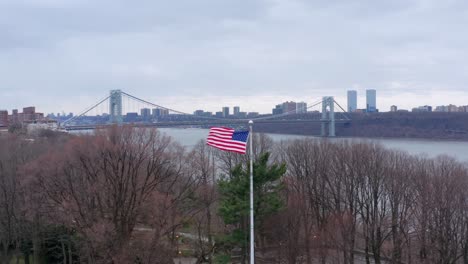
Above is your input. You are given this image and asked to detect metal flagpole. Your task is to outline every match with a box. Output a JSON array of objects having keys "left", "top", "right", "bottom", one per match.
[{"left": 248, "top": 120, "right": 255, "bottom": 264}]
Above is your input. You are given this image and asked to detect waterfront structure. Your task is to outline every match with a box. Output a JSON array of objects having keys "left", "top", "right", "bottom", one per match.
[
  {"left": 215, "top": 111, "right": 223, "bottom": 118},
  {"left": 125, "top": 112, "right": 138, "bottom": 122},
  {"left": 233, "top": 106, "right": 240, "bottom": 116},
  {"left": 222, "top": 107, "right": 230, "bottom": 118},
  {"left": 238, "top": 112, "right": 247, "bottom": 118},
  {"left": 109, "top": 90, "right": 123, "bottom": 124},
  {"left": 366, "top": 89, "right": 377, "bottom": 112},
  {"left": 391, "top": 105, "right": 398, "bottom": 112},
  {"left": 347, "top": 90, "right": 357, "bottom": 112},
  {"left": 296, "top": 102, "right": 307, "bottom": 114}
]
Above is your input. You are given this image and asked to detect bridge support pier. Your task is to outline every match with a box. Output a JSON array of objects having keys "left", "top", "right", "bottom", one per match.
[
  {"left": 321, "top": 96, "right": 335, "bottom": 137},
  {"left": 110, "top": 89, "right": 123, "bottom": 124}
]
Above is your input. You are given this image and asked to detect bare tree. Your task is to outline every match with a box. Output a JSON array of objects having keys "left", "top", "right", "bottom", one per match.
[{"left": 24, "top": 126, "right": 186, "bottom": 262}]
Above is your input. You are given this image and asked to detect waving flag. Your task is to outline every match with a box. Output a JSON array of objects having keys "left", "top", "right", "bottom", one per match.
[{"left": 206, "top": 127, "right": 249, "bottom": 154}]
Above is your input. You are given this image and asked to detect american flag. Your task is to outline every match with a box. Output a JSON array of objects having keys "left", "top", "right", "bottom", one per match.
[{"left": 206, "top": 127, "right": 249, "bottom": 154}]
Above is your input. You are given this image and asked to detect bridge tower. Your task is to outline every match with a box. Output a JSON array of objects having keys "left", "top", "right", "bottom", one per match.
[
  {"left": 321, "top": 96, "right": 335, "bottom": 137},
  {"left": 109, "top": 89, "right": 123, "bottom": 124}
]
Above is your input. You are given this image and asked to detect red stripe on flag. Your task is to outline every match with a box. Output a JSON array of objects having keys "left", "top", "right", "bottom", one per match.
[{"left": 206, "top": 126, "right": 248, "bottom": 154}]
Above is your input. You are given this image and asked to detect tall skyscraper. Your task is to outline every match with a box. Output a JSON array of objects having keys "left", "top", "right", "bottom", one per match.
[
  {"left": 233, "top": 106, "right": 240, "bottom": 116},
  {"left": 222, "top": 107, "right": 230, "bottom": 117},
  {"left": 347, "top": 90, "right": 357, "bottom": 112},
  {"left": 366, "top": 89, "right": 377, "bottom": 112}
]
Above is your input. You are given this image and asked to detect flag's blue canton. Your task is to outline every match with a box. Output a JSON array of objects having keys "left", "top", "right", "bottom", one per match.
[{"left": 232, "top": 131, "right": 249, "bottom": 142}]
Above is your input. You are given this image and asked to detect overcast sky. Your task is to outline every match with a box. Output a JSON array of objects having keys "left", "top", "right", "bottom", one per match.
[{"left": 1, "top": 0, "right": 467, "bottom": 114}]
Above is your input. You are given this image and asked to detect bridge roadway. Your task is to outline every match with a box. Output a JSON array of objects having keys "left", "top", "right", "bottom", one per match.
[{"left": 64, "top": 119, "right": 351, "bottom": 131}]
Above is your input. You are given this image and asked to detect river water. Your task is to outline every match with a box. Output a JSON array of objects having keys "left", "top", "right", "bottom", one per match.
[{"left": 158, "top": 128, "right": 468, "bottom": 162}]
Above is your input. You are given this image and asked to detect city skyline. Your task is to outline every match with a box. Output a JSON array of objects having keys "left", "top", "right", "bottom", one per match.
[
  {"left": 0, "top": 89, "right": 468, "bottom": 119},
  {"left": 1, "top": 1, "right": 468, "bottom": 114},
  {"left": 3, "top": 88, "right": 468, "bottom": 116}
]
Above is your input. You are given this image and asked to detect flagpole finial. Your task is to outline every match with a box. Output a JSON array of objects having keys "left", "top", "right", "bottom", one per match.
[{"left": 249, "top": 120, "right": 253, "bottom": 124}]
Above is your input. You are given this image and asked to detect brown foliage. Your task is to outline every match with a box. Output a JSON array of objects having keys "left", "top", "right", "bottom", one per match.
[{"left": 23, "top": 126, "right": 193, "bottom": 263}]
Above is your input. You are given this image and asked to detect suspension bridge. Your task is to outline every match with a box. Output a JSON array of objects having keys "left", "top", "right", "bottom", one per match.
[{"left": 61, "top": 90, "right": 351, "bottom": 137}]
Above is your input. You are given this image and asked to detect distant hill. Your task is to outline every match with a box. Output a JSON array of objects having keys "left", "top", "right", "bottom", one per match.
[{"left": 254, "top": 112, "right": 468, "bottom": 140}]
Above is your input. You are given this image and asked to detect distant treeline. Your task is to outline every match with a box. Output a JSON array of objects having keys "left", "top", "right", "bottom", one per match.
[
  {"left": 2, "top": 126, "right": 468, "bottom": 263},
  {"left": 255, "top": 112, "right": 468, "bottom": 140}
]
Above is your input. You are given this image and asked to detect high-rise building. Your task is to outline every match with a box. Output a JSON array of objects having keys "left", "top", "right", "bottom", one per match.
[
  {"left": 435, "top": 105, "right": 448, "bottom": 112},
  {"left": 194, "top": 110, "right": 204, "bottom": 116},
  {"left": 21, "top": 106, "right": 35, "bottom": 122},
  {"left": 366, "top": 89, "right": 377, "bottom": 112},
  {"left": 152, "top": 108, "right": 169, "bottom": 117},
  {"left": 272, "top": 104, "right": 283, "bottom": 115},
  {"left": 0, "top": 110, "right": 8, "bottom": 127},
  {"left": 413, "top": 105, "right": 432, "bottom": 112},
  {"left": 140, "top": 108, "right": 151, "bottom": 121},
  {"left": 296, "top": 102, "right": 307, "bottom": 114},
  {"left": 347, "top": 90, "right": 357, "bottom": 112},
  {"left": 222, "top": 107, "right": 230, "bottom": 118},
  {"left": 247, "top": 112, "right": 259, "bottom": 118},
  {"left": 12, "top": 109, "right": 18, "bottom": 123},
  {"left": 390, "top": 105, "right": 398, "bottom": 112},
  {"left": 233, "top": 106, "right": 240, "bottom": 116},
  {"left": 448, "top": 104, "right": 458, "bottom": 112},
  {"left": 282, "top": 101, "right": 296, "bottom": 114}
]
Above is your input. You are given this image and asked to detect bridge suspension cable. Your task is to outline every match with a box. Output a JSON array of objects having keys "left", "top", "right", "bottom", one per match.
[
  {"left": 61, "top": 95, "right": 110, "bottom": 126},
  {"left": 121, "top": 91, "right": 329, "bottom": 122},
  {"left": 62, "top": 90, "right": 351, "bottom": 128},
  {"left": 333, "top": 99, "right": 351, "bottom": 120}
]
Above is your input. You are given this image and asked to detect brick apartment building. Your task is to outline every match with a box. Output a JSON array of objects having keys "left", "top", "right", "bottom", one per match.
[{"left": 0, "top": 110, "right": 8, "bottom": 127}]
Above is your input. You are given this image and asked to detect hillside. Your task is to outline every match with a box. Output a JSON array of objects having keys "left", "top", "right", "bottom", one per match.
[{"left": 253, "top": 112, "right": 468, "bottom": 140}]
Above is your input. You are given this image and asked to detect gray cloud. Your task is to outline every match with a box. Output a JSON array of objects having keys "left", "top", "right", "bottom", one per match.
[{"left": 0, "top": 0, "right": 467, "bottom": 113}]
